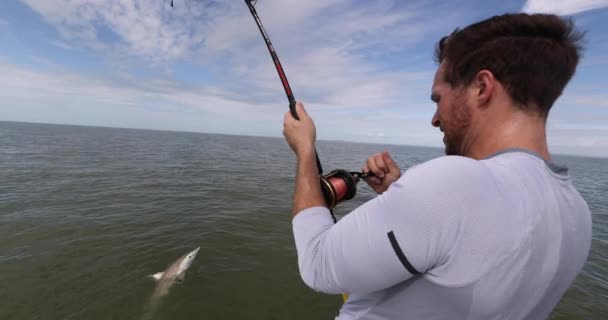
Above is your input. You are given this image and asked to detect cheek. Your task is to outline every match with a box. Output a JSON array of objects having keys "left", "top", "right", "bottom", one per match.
[
  {"left": 452, "top": 100, "right": 472, "bottom": 130},
  {"left": 437, "top": 102, "right": 450, "bottom": 122}
]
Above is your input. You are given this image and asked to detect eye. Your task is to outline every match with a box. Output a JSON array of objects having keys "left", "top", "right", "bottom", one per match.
[{"left": 431, "top": 94, "right": 440, "bottom": 103}]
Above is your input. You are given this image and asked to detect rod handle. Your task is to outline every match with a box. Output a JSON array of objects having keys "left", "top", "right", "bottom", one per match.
[{"left": 288, "top": 100, "right": 323, "bottom": 173}]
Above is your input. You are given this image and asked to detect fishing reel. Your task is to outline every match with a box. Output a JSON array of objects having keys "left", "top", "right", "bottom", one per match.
[{"left": 320, "top": 170, "right": 369, "bottom": 208}]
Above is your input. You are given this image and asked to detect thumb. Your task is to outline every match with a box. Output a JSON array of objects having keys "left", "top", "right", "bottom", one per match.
[{"left": 382, "top": 151, "right": 399, "bottom": 172}]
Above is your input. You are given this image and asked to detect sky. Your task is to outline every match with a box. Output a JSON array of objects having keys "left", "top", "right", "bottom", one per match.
[{"left": 0, "top": 0, "right": 607, "bottom": 157}]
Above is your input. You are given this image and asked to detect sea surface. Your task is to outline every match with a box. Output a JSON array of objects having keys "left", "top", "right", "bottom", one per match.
[{"left": 0, "top": 121, "right": 606, "bottom": 319}]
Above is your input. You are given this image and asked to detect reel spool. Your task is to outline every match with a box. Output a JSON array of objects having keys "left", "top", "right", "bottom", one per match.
[{"left": 320, "top": 170, "right": 359, "bottom": 208}]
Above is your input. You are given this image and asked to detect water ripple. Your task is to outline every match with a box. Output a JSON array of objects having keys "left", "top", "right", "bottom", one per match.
[{"left": 0, "top": 121, "right": 606, "bottom": 319}]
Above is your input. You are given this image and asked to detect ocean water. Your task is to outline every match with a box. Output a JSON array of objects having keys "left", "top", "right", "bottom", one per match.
[{"left": 0, "top": 121, "right": 606, "bottom": 319}]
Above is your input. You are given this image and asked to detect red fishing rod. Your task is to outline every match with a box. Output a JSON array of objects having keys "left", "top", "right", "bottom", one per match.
[
  {"left": 243, "top": 1, "right": 295, "bottom": 115},
  {"left": 244, "top": 0, "right": 372, "bottom": 209},
  {"left": 243, "top": 0, "right": 320, "bottom": 168}
]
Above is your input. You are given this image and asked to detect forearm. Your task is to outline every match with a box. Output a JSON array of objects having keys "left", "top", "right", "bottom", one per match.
[{"left": 292, "top": 146, "right": 327, "bottom": 215}]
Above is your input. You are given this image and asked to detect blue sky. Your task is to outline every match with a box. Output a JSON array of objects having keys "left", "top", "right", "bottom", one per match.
[{"left": 1, "top": 0, "right": 607, "bottom": 157}]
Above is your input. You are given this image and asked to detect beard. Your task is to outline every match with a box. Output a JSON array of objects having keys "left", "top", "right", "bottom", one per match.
[{"left": 443, "top": 93, "right": 472, "bottom": 156}]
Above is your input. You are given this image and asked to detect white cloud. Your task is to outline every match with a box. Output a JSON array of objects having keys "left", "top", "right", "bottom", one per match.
[
  {"left": 549, "top": 125, "right": 608, "bottom": 156},
  {"left": 0, "top": 61, "right": 279, "bottom": 130},
  {"left": 207, "top": 1, "right": 446, "bottom": 108},
  {"left": 0, "top": 60, "right": 437, "bottom": 147},
  {"left": 562, "top": 94, "right": 608, "bottom": 108},
  {"left": 19, "top": 0, "right": 218, "bottom": 63},
  {"left": 17, "top": 0, "right": 448, "bottom": 109},
  {"left": 522, "top": 0, "right": 608, "bottom": 15},
  {"left": 50, "top": 40, "right": 74, "bottom": 50}
]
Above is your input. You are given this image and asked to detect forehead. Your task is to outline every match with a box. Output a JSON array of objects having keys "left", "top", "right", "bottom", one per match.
[{"left": 432, "top": 62, "right": 448, "bottom": 93}]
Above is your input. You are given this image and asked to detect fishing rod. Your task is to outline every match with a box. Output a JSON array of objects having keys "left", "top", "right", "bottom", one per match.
[
  {"left": 243, "top": 0, "right": 373, "bottom": 209},
  {"left": 243, "top": 0, "right": 322, "bottom": 171}
]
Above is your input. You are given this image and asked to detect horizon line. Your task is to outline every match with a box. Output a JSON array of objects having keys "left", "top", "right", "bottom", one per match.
[{"left": 1, "top": 119, "right": 605, "bottom": 160}]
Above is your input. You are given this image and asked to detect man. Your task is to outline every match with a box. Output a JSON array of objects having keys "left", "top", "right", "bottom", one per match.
[{"left": 283, "top": 13, "right": 592, "bottom": 319}]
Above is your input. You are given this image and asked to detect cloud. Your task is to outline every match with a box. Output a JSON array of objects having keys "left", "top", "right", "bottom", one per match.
[
  {"left": 50, "top": 40, "right": 75, "bottom": 50},
  {"left": 0, "top": 61, "right": 278, "bottom": 125},
  {"left": 201, "top": 0, "right": 447, "bottom": 108},
  {"left": 548, "top": 124, "right": 608, "bottom": 154},
  {"left": 522, "top": 0, "right": 608, "bottom": 15},
  {"left": 29, "top": 56, "right": 63, "bottom": 69},
  {"left": 19, "top": 0, "right": 208, "bottom": 62},
  {"left": 17, "top": 0, "right": 449, "bottom": 109},
  {"left": 562, "top": 94, "right": 608, "bottom": 108},
  {"left": 0, "top": 59, "right": 439, "bottom": 149}
]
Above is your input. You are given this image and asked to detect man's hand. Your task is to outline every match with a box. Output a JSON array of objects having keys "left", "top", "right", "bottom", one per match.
[
  {"left": 363, "top": 151, "right": 401, "bottom": 194},
  {"left": 283, "top": 102, "right": 316, "bottom": 157},
  {"left": 284, "top": 102, "right": 325, "bottom": 214}
]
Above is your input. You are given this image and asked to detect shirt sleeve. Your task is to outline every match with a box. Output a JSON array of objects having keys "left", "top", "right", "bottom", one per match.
[{"left": 292, "top": 156, "right": 485, "bottom": 294}]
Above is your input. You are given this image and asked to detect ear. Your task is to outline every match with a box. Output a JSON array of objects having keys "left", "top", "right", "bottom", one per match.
[{"left": 472, "top": 69, "right": 495, "bottom": 107}]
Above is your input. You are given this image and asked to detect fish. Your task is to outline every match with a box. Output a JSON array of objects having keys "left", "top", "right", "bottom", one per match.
[
  {"left": 149, "top": 247, "right": 200, "bottom": 297},
  {"left": 142, "top": 247, "right": 200, "bottom": 319}
]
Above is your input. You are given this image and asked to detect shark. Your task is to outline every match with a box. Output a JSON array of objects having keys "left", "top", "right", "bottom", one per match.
[
  {"left": 149, "top": 247, "right": 200, "bottom": 297},
  {"left": 142, "top": 247, "right": 200, "bottom": 319}
]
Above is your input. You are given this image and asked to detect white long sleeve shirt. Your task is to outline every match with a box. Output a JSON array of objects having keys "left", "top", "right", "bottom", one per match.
[{"left": 292, "top": 150, "right": 591, "bottom": 320}]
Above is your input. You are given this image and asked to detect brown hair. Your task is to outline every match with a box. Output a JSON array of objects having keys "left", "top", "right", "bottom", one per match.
[{"left": 435, "top": 13, "right": 584, "bottom": 116}]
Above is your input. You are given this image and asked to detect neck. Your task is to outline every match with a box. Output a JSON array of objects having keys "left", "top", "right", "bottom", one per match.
[{"left": 463, "top": 108, "right": 550, "bottom": 161}]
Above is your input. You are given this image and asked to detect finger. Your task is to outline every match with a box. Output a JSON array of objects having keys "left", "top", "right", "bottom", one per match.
[
  {"left": 366, "top": 176, "right": 382, "bottom": 186},
  {"left": 367, "top": 155, "right": 385, "bottom": 178},
  {"left": 372, "top": 153, "right": 389, "bottom": 174},
  {"left": 362, "top": 164, "right": 382, "bottom": 178},
  {"left": 296, "top": 102, "right": 308, "bottom": 117},
  {"left": 361, "top": 166, "right": 367, "bottom": 175},
  {"left": 285, "top": 111, "right": 294, "bottom": 123},
  {"left": 382, "top": 151, "right": 400, "bottom": 172}
]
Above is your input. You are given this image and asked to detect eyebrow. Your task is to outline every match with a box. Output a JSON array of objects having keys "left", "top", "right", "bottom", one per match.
[{"left": 430, "top": 93, "right": 440, "bottom": 103}]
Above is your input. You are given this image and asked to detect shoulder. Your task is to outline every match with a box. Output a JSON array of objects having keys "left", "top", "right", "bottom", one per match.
[
  {"left": 409, "top": 155, "right": 485, "bottom": 175},
  {"left": 379, "top": 155, "right": 499, "bottom": 223},
  {"left": 393, "top": 156, "right": 492, "bottom": 194},
  {"left": 381, "top": 155, "right": 504, "bottom": 233}
]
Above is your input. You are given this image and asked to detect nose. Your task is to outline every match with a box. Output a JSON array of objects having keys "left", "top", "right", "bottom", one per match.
[{"left": 431, "top": 110, "right": 440, "bottom": 128}]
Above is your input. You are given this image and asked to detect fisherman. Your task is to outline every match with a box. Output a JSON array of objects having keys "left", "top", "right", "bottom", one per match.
[{"left": 283, "top": 13, "right": 592, "bottom": 319}]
